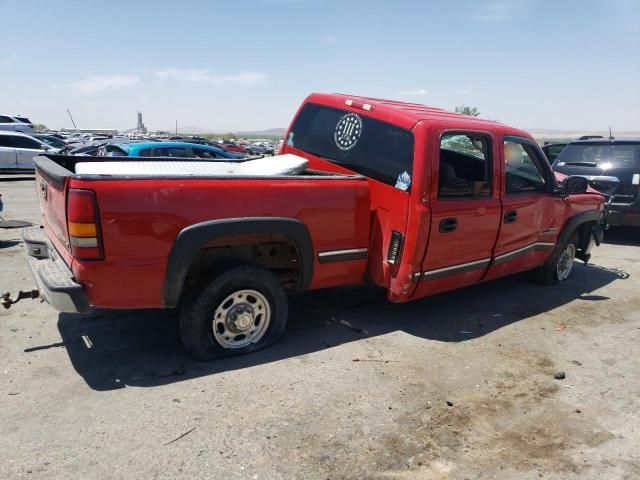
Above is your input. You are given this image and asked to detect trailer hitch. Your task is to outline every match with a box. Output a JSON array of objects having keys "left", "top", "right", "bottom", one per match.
[{"left": 2, "top": 290, "right": 40, "bottom": 309}]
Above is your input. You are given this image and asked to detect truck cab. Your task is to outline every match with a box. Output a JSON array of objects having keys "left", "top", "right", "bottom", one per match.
[{"left": 281, "top": 94, "right": 604, "bottom": 303}]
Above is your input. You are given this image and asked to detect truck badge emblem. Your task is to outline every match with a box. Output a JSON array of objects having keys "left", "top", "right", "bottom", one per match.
[{"left": 334, "top": 113, "right": 362, "bottom": 151}]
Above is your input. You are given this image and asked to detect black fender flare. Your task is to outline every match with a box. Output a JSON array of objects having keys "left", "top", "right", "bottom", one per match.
[
  {"left": 162, "top": 217, "right": 314, "bottom": 308},
  {"left": 545, "top": 209, "right": 601, "bottom": 266}
]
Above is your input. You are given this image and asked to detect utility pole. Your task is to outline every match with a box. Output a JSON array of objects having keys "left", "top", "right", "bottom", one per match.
[
  {"left": 175, "top": 119, "right": 178, "bottom": 136},
  {"left": 66, "top": 108, "right": 85, "bottom": 144}
]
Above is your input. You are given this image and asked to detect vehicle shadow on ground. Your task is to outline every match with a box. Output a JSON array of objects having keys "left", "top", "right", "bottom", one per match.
[
  {"left": 54, "top": 262, "right": 629, "bottom": 391},
  {"left": 602, "top": 226, "right": 639, "bottom": 246}
]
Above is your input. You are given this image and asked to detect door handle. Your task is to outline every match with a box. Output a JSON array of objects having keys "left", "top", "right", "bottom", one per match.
[
  {"left": 439, "top": 218, "right": 458, "bottom": 233},
  {"left": 504, "top": 210, "right": 518, "bottom": 223}
]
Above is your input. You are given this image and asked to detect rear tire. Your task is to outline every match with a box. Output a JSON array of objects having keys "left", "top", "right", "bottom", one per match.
[
  {"left": 533, "top": 233, "right": 579, "bottom": 285},
  {"left": 179, "top": 264, "right": 288, "bottom": 361}
]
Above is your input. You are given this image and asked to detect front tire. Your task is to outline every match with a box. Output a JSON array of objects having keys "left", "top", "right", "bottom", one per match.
[
  {"left": 179, "top": 264, "right": 288, "bottom": 361},
  {"left": 534, "top": 233, "right": 579, "bottom": 285}
]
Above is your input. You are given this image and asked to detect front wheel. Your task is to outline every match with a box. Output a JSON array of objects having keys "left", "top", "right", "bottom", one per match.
[
  {"left": 179, "top": 264, "right": 288, "bottom": 361},
  {"left": 533, "top": 233, "right": 579, "bottom": 285}
]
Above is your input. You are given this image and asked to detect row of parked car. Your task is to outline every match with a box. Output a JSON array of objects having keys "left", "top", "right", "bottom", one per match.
[
  {"left": 1, "top": 112, "right": 638, "bottom": 227},
  {"left": 0, "top": 128, "right": 277, "bottom": 170}
]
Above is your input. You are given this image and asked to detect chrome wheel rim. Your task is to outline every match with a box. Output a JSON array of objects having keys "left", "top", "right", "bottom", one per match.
[
  {"left": 212, "top": 289, "right": 271, "bottom": 349},
  {"left": 556, "top": 244, "right": 576, "bottom": 281}
]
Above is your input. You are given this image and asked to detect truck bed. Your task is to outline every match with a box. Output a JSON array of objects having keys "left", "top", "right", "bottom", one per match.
[{"left": 33, "top": 153, "right": 373, "bottom": 309}]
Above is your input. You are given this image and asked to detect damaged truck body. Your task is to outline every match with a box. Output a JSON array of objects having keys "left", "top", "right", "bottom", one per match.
[{"left": 19, "top": 93, "right": 606, "bottom": 360}]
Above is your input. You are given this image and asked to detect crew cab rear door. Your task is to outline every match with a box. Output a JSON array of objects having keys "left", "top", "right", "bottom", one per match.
[
  {"left": 484, "top": 136, "right": 565, "bottom": 281},
  {"left": 412, "top": 129, "right": 501, "bottom": 298}
]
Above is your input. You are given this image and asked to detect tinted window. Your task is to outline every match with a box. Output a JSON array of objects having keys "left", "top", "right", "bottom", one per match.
[
  {"left": 138, "top": 148, "right": 153, "bottom": 157},
  {"left": 543, "top": 144, "right": 566, "bottom": 163},
  {"left": 2, "top": 136, "right": 42, "bottom": 149},
  {"left": 34, "top": 135, "right": 65, "bottom": 148},
  {"left": 0, "top": 136, "right": 13, "bottom": 147},
  {"left": 194, "top": 148, "right": 222, "bottom": 159},
  {"left": 288, "top": 103, "right": 414, "bottom": 188},
  {"left": 15, "top": 117, "right": 32, "bottom": 124},
  {"left": 504, "top": 140, "right": 547, "bottom": 194},
  {"left": 154, "top": 147, "right": 190, "bottom": 157},
  {"left": 0, "top": 116, "right": 15, "bottom": 123},
  {"left": 439, "top": 134, "right": 491, "bottom": 198},
  {"left": 556, "top": 143, "right": 640, "bottom": 169}
]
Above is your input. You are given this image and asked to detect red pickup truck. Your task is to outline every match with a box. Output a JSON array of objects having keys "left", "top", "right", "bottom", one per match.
[{"left": 21, "top": 93, "right": 605, "bottom": 360}]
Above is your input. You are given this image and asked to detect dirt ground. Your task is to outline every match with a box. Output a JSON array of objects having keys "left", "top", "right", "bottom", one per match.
[{"left": 1, "top": 177, "right": 639, "bottom": 479}]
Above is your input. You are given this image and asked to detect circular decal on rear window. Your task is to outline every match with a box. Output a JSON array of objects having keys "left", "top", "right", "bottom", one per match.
[{"left": 334, "top": 113, "right": 363, "bottom": 151}]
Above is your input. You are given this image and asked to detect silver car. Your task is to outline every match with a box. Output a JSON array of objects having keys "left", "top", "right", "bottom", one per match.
[
  {"left": 0, "top": 131, "right": 60, "bottom": 170},
  {"left": 0, "top": 114, "right": 35, "bottom": 133}
]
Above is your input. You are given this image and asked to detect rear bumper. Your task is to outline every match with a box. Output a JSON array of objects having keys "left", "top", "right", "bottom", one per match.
[
  {"left": 22, "top": 226, "right": 90, "bottom": 313},
  {"left": 607, "top": 203, "right": 640, "bottom": 227}
]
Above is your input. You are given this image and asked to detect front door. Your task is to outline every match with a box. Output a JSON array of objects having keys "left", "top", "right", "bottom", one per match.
[
  {"left": 484, "top": 136, "right": 566, "bottom": 281},
  {"left": 412, "top": 130, "right": 502, "bottom": 298},
  {"left": 0, "top": 135, "right": 18, "bottom": 169},
  {"left": 12, "top": 136, "right": 46, "bottom": 169}
]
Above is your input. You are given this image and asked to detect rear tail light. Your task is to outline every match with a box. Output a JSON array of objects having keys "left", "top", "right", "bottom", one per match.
[
  {"left": 386, "top": 231, "right": 404, "bottom": 265},
  {"left": 67, "top": 188, "right": 104, "bottom": 260}
]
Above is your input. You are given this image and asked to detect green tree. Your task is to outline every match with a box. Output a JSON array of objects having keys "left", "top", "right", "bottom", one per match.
[
  {"left": 34, "top": 123, "right": 48, "bottom": 131},
  {"left": 454, "top": 105, "right": 480, "bottom": 117}
]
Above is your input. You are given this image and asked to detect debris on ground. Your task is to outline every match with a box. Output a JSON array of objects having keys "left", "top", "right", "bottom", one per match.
[
  {"left": 554, "top": 371, "right": 566, "bottom": 380},
  {"left": 164, "top": 427, "right": 196, "bottom": 446}
]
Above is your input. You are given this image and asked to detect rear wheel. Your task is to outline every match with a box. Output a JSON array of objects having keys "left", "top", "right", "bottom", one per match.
[
  {"left": 179, "top": 264, "right": 288, "bottom": 361},
  {"left": 534, "top": 233, "right": 579, "bottom": 285}
]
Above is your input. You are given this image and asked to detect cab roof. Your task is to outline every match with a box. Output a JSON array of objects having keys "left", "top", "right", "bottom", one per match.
[{"left": 305, "top": 92, "right": 532, "bottom": 139}]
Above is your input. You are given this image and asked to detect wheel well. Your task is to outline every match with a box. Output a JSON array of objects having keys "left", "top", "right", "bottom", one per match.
[
  {"left": 181, "top": 233, "right": 301, "bottom": 295},
  {"left": 574, "top": 221, "right": 596, "bottom": 252}
]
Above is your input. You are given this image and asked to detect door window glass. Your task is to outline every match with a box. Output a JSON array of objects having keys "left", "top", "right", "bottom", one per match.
[
  {"left": 194, "top": 148, "right": 222, "bottom": 159},
  {"left": 439, "top": 133, "right": 492, "bottom": 198},
  {"left": 504, "top": 141, "right": 547, "bottom": 194},
  {"left": 8, "top": 136, "right": 42, "bottom": 149},
  {"left": 153, "top": 147, "right": 190, "bottom": 157}
]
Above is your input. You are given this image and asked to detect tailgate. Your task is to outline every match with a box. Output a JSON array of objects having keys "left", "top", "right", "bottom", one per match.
[{"left": 34, "top": 156, "right": 71, "bottom": 255}]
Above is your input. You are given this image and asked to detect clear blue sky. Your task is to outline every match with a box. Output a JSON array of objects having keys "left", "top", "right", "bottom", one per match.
[{"left": 1, "top": 0, "right": 638, "bottom": 132}]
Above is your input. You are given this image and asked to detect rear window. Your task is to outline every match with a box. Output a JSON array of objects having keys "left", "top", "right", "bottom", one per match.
[
  {"left": 556, "top": 143, "right": 640, "bottom": 169},
  {"left": 15, "top": 117, "right": 32, "bottom": 124},
  {"left": 288, "top": 103, "right": 414, "bottom": 189}
]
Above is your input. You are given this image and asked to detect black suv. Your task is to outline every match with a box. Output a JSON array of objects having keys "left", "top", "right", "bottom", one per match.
[{"left": 553, "top": 138, "right": 640, "bottom": 226}]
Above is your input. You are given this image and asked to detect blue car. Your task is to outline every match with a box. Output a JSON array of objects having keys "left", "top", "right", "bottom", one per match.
[{"left": 98, "top": 142, "right": 243, "bottom": 160}]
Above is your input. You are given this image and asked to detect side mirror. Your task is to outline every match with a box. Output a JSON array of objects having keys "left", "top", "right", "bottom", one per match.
[
  {"left": 563, "top": 175, "right": 589, "bottom": 195},
  {"left": 40, "top": 144, "right": 51, "bottom": 151}
]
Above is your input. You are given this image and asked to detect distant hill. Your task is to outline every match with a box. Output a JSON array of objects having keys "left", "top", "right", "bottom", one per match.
[
  {"left": 168, "top": 127, "right": 286, "bottom": 137},
  {"left": 237, "top": 128, "right": 286, "bottom": 137},
  {"left": 527, "top": 128, "right": 640, "bottom": 141}
]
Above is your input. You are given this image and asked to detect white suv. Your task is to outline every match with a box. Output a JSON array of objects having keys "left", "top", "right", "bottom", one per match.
[
  {"left": 0, "top": 131, "right": 61, "bottom": 170},
  {"left": 0, "top": 114, "right": 35, "bottom": 133}
]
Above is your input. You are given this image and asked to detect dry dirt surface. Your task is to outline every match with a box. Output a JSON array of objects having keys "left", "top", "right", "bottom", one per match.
[{"left": 1, "top": 177, "right": 639, "bottom": 479}]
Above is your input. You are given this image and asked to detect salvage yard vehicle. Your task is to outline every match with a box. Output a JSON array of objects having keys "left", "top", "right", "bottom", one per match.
[
  {"left": 96, "top": 141, "right": 242, "bottom": 159},
  {"left": 553, "top": 137, "right": 640, "bottom": 226},
  {"left": 0, "top": 131, "right": 61, "bottom": 170},
  {"left": 16, "top": 93, "right": 606, "bottom": 361},
  {"left": 0, "top": 114, "right": 35, "bottom": 133}
]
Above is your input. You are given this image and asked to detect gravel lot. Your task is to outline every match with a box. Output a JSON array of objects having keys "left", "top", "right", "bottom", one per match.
[{"left": 1, "top": 177, "right": 639, "bottom": 479}]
